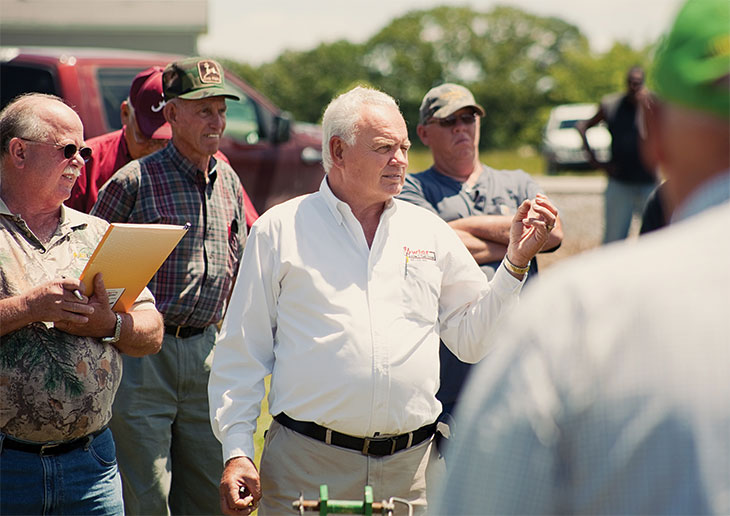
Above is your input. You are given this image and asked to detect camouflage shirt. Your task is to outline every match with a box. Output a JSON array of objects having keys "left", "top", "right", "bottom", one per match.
[{"left": 0, "top": 200, "right": 155, "bottom": 442}]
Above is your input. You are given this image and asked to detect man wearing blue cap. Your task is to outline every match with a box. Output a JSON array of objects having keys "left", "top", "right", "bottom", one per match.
[{"left": 434, "top": 0, "right": 730, "bottom": 513}]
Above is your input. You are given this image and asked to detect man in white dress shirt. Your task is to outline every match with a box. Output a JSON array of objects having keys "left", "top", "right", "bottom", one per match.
[{"left": 208, "top": 86, "right": 558, "bottom": 515}]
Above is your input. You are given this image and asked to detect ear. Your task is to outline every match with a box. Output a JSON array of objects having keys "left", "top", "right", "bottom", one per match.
[
  {"left": 416, "top": 124, "right": 430, "bottom": 146},
  {"left": 7, "top": 138, "right": 27, "bottom": 167},
  {"left": 163, "top": 101, "right": 176, "bottom": 124},
  {"left": 330, "top": 136, "right": 346, "bottom": 168},
  {"left": 120, "top": 100, "right": 131, "bottom": 127}
]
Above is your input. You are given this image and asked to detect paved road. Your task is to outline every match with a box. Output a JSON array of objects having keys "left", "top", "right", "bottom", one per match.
[
  {"left": 533, "top": 174, "right": 643, "bottom": 270},
  {"left": 536, "top": 175, "right": 606, "bottom": 194}
]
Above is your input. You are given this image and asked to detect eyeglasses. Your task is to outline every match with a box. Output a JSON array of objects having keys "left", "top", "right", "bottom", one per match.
[
  {"left": 428, "top": 112, "right": 478, "bottom": 128},
  {"left": 19, "top": 138, "right": 92, "bottom": 163}
]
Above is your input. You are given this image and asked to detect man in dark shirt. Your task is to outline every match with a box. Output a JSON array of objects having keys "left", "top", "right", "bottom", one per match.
[
  {"left": 398, "top": 83, "right": 563, "bottom": 429},
  {"left": 577, "top": 66, "right": 657, "bottom": 243},
  {"left": 91, "top": 58, "right": 247, "bottom": 515}
]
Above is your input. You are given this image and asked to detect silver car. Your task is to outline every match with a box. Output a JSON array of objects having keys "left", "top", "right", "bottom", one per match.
[{"left": 542, "top": 103, "right": 611, "bottom": 175}]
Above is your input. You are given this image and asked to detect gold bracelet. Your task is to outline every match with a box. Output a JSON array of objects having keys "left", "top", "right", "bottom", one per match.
[{"left": 503, "top": 255, "right": 530, "bottom": 275}]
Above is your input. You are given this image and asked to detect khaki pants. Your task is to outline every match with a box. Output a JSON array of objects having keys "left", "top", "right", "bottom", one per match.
[{"left": 259, "top": 420, "right": 444, "bottom": 515}]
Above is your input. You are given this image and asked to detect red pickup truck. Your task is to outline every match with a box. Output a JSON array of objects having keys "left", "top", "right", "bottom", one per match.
[{"left": 0, "top": 46, "right": 324, "bottom": 213}]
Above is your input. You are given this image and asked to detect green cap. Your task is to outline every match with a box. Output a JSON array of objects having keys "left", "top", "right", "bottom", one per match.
[
  {"left": 653, "top": 0, "right": 730, "bottom": 118},
  {"left": 162, "top": 58, "right": 241, "bottom": 101}
]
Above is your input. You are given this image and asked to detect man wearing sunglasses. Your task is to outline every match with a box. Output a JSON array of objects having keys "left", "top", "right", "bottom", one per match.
[
  {"left": 0, "top": 93, "right": 164, "bottom": 515},
  {"left": 398, "top": 83, "right": 564, "bottom": 430}
]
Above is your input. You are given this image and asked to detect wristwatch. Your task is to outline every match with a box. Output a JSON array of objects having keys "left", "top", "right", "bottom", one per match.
[{"left": 102, "top": 313, "right": 122, "bottom": 344}]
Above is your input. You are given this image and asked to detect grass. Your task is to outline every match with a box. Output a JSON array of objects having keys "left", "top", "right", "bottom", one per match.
[{"left": 253, "top": 376, "right": 272, "bottom": 466}]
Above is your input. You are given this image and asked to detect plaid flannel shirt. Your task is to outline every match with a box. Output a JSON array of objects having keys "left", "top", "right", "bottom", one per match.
[{"left": 91, "top": 142, "right": 246, "bottom": 327}]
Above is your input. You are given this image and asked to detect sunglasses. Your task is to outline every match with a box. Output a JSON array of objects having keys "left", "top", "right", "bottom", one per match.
[
  {"left": 19, "top": 138, "right": 93, "bottom": 163},
  {"left": 428, "top": 112, "right": 478, "bottom": 128}
]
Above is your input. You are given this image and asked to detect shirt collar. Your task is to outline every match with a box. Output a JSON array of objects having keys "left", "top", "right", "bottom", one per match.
[
  {"left": 0, "top": 197, "right": 85, "bottom": 230},
  {"left": 58, "top": 204, "right": 89, "bottom": 233},
  {"left": 164, "top": 141, "right": 219, "bottom": 185},
  {"left": 672, "top": 171, "right": 730, "bottom": 223},
  {"left": 319, "top": 176, "right": 397, "bottom": 224}
]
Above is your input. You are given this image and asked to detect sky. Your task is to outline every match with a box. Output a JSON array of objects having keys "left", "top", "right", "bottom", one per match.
[{"left": 198, "top": 0, "right": 686, "bottom": 65}]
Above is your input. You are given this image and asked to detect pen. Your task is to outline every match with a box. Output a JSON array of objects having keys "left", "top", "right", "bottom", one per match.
[{"left": 73, "top": 289, "right": 84, "bottom": 301}]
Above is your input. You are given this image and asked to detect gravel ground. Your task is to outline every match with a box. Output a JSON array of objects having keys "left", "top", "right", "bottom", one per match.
[{"left": 535, "top": 175, "right": 643, "bottom": 271}]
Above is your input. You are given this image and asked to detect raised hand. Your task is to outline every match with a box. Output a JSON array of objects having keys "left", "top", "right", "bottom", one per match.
[{"left": 506, "top": 193, "right": 559, "bottom": 270}]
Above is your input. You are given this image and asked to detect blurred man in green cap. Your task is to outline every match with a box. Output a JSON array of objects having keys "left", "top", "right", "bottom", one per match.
[
  {"left": 433, "top": 0, "right": 730, "bottom": 514},
  {"left": 92, "top": 58, "right": 249, "bottom": 515}
]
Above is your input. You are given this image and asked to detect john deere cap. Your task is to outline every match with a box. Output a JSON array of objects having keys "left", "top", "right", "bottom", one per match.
[
  {"left": 162, "top": 58, "right": 241, "bottom": 101},
  {"left": 653, "top": 0, "right": 730, "bottom": 118},
  {"left": 419, "top": 83, "right": 485, "bottom": 125}
]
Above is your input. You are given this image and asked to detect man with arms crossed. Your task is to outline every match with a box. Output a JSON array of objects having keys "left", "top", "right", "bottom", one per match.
[
  {"left": 398, "top": 83, "right": 564, "bottom": 422},
  {"left": 209, "top": 86, "right": 558, "bottom": 515}
]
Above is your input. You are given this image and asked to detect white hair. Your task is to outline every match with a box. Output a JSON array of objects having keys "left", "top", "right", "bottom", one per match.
[{"left": 321, "top": 86, "right": 400, "bottom": 173}]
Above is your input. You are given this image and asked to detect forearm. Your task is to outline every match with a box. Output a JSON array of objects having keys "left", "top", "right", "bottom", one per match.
[
  {"left": 440, "top": 264, "right": 523, "bottom": 363},
  {"left": 452, "top": 229, "right": 507, "bottom": 264},
  {"left": 0, "top": 296, "right": 34, "bottom": 336},
  {"left": 448, "top": 215, "right": 512, "bottom": 245},
  {"left": 112, "top": 307, "right": 164, "bottom": 357}
]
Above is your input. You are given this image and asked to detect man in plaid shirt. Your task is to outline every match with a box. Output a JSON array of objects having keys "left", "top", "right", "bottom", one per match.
[{"left": 92, "top": 57, "right": 247, "bottom": 515}]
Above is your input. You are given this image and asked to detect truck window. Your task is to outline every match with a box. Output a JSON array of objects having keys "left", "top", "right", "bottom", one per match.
[
  {"left": 97, "top": 67, "right": 145, "bottom": 131},
  {"left": 0, "top": 63, "right": 58, "bottom": 109},
  {"left": 223, "top": 83, "right": 263, "bottom": 145}
]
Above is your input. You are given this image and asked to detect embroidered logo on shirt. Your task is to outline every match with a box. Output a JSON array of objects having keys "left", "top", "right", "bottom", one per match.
[{"left": 403, "top": 246, "right": 436, "bottom": 262}]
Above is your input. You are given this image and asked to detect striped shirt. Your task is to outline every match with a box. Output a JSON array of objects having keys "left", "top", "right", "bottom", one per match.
[{"left": 91, "top": 142, "right": 246, "bottom": 327}]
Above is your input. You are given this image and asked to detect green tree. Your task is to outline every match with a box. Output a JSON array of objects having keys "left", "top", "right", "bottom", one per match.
[
  {"left": 547, "top": 42, "right": 653, "bottom": 106},
  {"left": 363, "top": 6, "right": 587, "bottom": 148},
  {"left": 220, "top": 6, "right": 653, "bottom": 152},
  {"left": 248, "top": 41, "right": 369, "bottom": 124}
]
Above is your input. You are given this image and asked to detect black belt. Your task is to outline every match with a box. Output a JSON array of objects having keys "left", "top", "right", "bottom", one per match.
[
  {"left": 164, "top": 324, "right": 206, "bottom": 338},
  {"left": 2, "top": 426, "right": 107, "bottom": 456},
  {"left": 274, "top": 413, "right": 436, "bottom": 457}
]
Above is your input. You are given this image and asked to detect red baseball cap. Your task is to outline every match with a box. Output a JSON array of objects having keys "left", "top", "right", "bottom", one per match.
[{"left": 129, "top": 67, "right": 172, "bottom": 139}]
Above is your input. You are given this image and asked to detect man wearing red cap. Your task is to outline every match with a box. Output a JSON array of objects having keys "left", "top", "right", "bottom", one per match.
[{"left": 66, "top": 67, "right": 258, "bottom": 227}]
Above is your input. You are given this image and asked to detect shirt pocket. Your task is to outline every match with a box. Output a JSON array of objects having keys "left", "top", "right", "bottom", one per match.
[{"left": 401, "top": 260, "right": 441, "bottom": 323}]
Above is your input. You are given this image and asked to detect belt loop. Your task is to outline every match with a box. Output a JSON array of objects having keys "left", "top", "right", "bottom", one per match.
[
  {"left": 325, "top": 428, "right": 332, "bottom": 445},
  {"left": 0, "top": 433, "right": 5, "bottom": 455},
  {"left": 83, "top": 433, "right": 94, "bottom": 451},
  {"left": 175, "top": 326, "right": 183, "bottom": 339},
  {"left": 406, "top": 431, "right": 413, "bottom": 449}
]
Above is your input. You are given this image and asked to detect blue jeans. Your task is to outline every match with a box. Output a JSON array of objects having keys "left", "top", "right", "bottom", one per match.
[
  {"left": 0, "top": 428, "right": 123, "bottom": 515},
  {"left": 603, "top": 178, "right": 656, "bottom": 243}
]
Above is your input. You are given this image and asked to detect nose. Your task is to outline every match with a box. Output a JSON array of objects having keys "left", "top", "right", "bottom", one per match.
[
  {"left": 69, "top": 151, "right": 85, "bottom": 167},
  {"left": 212, "top": 112, "right": 226, "bottom": 131},
  {"left": 392, "top": 147, "right": 408, "bottom": 167}
]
